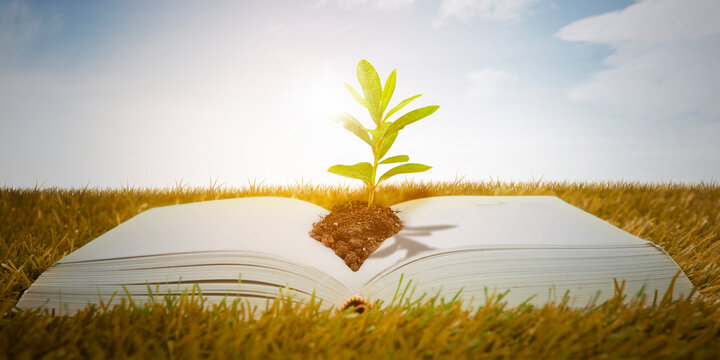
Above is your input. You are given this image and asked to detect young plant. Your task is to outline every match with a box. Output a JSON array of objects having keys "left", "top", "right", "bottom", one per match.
[{"left": 328, "top": 59, "right": 439, "bottom": 206}]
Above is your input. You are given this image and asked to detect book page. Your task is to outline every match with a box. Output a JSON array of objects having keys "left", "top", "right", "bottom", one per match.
[
  {"left": 351, "top": 196, "right": 693, "bottom": 306},
  {"left": 356, "top": 195, "right": 649, "bottom": 278},
  {"left": 58, "top": 197, "right": 360, "bottom": 295},
  {"left": 364, "top": 244, "right": 694, "bottom": 308},
  {"left": 19, "top": 251, "right": 353, "bottom": 314}
]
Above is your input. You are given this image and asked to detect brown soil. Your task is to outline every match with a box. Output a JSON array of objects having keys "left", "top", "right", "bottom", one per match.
[{"left": 309, "top": 201, "right": 403, "bottom": 271}]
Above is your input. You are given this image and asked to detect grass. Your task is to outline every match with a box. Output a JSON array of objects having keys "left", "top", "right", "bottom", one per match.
[{"left": 1, "top": 180, "right": 719, "bottom": 358}]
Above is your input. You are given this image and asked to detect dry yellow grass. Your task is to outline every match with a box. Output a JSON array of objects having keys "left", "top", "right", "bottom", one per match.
[{"left": 1, "top": 181, "right": 719, "bottom": 358}]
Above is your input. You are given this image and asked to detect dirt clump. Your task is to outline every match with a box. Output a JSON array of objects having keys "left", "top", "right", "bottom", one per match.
[{"left": 309, "top": 201, "right": 402, "bottom": 271}]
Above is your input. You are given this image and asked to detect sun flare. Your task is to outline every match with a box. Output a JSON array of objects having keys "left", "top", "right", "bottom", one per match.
[{"left": 298, "top": 69, "right": 359, "bottom": 122}]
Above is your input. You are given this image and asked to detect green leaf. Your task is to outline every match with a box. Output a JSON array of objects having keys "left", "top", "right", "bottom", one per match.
[
  {"left": 378, "top": 163, "right": 431, "bottom": 184},
  {"left": 385, "top": 105, "right": 439, "bottom": 136},
  {"left": 327, "top": 162, "right": 373, "bottom": 184},
  {"left": 367, "top": 122, "right": 391, "bottom": 141},
  {"left": 368, "top": 128, "right": 384, "bottom": 139},
  {"left": 356, "top": 59, "right": 383, "bottom": 122},
  {"left": 377, "top": 131, "right": 398, "bottom": 159},
  {"left": 378, "top": 155, "right": 409, "bottom": 164},
  {"left": 381, "top": 69, "right": 396, "bottom": 115},
  {"left": 332, "top": 112, "right": 372, "bottom": 146},
  {"left": 345, "top": 84, "right": 369, "bottom": 109},
  {"left": 384, "top": 94, "right": 421, "bottom": 121}
]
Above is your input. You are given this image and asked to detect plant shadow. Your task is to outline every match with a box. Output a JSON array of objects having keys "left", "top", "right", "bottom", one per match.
[{"left": 373, "top": 225, "right": 457, "bottom": 265}]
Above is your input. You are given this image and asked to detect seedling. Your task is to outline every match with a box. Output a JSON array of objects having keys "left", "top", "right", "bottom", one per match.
[{"left": 328, "top": 59, "right": 440, "bottom": 206}]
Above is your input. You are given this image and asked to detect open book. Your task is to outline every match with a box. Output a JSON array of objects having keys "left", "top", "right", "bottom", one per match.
[{"left": 17, "top": 196, "right": 695, "bottom": 315}]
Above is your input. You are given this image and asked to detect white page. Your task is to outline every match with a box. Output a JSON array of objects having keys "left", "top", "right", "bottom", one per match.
[
  {"left": 353, "top": 196, "right": 674, "bottom": 288},
  {"left": 343, "top": 196, "right": 694, "bottom": 306},
  {"left": 363, "top": 245, "right": 694, "bottom": 308},
  {"left": 58, "top": 197, "right": 359, "bottom": 291}
]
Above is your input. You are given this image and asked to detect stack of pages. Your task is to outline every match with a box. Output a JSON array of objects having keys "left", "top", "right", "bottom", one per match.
[{"left": 17, "top": 196, "right": 695, "bottom": 315}]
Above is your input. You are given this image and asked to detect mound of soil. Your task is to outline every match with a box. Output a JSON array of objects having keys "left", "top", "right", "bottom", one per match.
[{"left": 309, "top": 201, "right": 403, "bottom": 271}]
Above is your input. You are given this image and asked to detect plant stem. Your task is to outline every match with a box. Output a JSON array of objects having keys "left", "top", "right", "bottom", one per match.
[
  {"left": 368, "top": 159, "right": 378, "bottom": 207},
  {"left": 368, "top": 140, "right": 380, "bottom": 207}
]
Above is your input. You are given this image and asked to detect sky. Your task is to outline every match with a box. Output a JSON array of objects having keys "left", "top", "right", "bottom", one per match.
[{"left": 1, "top": 0, "right": 718, "bottom": 189}]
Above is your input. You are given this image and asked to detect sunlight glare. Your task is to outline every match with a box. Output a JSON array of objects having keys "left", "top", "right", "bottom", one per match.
[{"left": 299, "top": 68, "right": 357, "bottom": 122}]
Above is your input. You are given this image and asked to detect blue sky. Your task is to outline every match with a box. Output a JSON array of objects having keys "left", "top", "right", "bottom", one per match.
[{"left": 1, "top": 0, "right": 718, "bottom": 188}]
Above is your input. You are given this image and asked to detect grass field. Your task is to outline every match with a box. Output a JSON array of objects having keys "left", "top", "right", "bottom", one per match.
[{"left": 1, "top": 181, "right": 719, "bottom": 358}]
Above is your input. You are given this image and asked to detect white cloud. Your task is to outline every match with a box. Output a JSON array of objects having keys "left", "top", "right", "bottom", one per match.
[
  {"left": 316, "top": 0, "right": 539, "bottom": 26},
  {"left": 373, "top": 0, "right": 416, "bottom": 9},
  {"left": 556, "top": 0, "right": 720, "bottom": 46},
  {"left": 556, "top": 0, "right": 720, "bottom": 122},
  {"left": 434, "top": 0, "right": 538, "bottom": 27},
  {"left": 467, "top": 68, "right": 517, "bottom": 100},
  {"left": 315, "top": 0, "right": 416, "bottom": 10}
]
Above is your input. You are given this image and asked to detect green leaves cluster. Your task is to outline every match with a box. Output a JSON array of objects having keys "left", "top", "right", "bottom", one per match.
[{"left": 328, "top": 59, "right": 439, "bottom": 205}]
